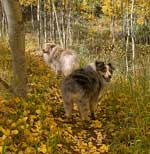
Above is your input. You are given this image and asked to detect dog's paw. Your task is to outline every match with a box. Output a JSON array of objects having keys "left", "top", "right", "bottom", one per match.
[{"left": 91, "top": 113, "right": 96, "bottom": 120}]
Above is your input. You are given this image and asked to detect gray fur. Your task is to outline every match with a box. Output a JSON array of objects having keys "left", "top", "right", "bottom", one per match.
[{"left": 61, "top": 60, "right": 114, "bottom": 121}]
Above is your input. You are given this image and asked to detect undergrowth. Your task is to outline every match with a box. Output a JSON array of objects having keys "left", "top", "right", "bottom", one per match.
[{"left": 0, "top": 39, "right": 150, "bottom": 154}]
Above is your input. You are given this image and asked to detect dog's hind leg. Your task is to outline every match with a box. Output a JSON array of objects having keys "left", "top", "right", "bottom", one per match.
[
  {"left": 90, "top": 101, "right": 97, "bottom": 120},
  {"left": 78, "top": 100, "right": 90, "bottom": 121},
  {"left": 63, "top": 101, "right": 73, "bottom": 119}
]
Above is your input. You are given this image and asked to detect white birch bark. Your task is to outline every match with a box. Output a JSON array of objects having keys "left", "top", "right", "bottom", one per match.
[
  {"left": 125, "top": 3, "right": 130, "bottom": 74},
  {"left": 37, "top": 0, "right": 41, "bottom": 48},
  {"left": 110, "top": 0, "right": 115, "bottom": 48},
  {"left": 2, "top": 0, "right": 27, "bottom": 98},
  {"left": 52, "top": 0, "right": 63, "bottom": 48},
  {"left": 31, "top": 4, "right": 35, "bottom": 31},
  {"left": 130, "top": 0, "right": 135, "bottom": 73}
]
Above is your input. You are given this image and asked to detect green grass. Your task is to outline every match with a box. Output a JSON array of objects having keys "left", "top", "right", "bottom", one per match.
[
  {"left": 100, "top": 72, "right": 150, "bottom": 154},
  {"left": 1, "top": 36, "right": 150, "bottom": 153}
]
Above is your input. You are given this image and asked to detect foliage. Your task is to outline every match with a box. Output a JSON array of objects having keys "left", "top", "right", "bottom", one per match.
[
  {"left": 1, "top": 0, "right": 150, "bottom": 152},
  {"left": 0, "top": 46, "right": 109, "bottom": 153},
  {"left": 1, "top": 35, "right": 150, "bottom": 153},
  {"left": 100, "top": 72, "right": 150, "bottom": 154}
]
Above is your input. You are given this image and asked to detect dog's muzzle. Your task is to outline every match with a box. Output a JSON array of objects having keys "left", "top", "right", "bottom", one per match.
[{"left": 102, "top": 75, "right": 112, "bottom": 82}]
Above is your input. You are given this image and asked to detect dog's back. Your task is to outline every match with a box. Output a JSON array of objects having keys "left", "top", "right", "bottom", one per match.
[
  {"left": 61, "top": 65, "right": 102, "bottom": 120},
  {"left": 62, "top": 65, "right": 101, "bottom": 95},
  {"left": 43, "top": 42, "right": 79, "bottom": 76},
  {"left": 61, "top": 61, "right": 114, "bottom": 121},
  {"left": 60, "top": 49, "right": 79, "bottom": 76}
]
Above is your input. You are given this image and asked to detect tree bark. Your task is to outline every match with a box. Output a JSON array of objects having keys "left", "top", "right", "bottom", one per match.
[
  {"left": 66, "top": 1, "right": 72, "bottom": 47},
  {"left": 2, "top": 0, "right": 27, "bottom": 98},
  {"left": 37, "top": 0, "right": 41, "bottom": 48},
  {"left": 0, "top": 1, "right": 7, "bottom": 38},
  {"left": 0, "top": 1, "right": 2, "bottom": 37},
  {"left": 30, "top": 4, "right": 35, "bottom": 31},
  {"left": 110, "top": 0, "right": 115, "bottom": 48},
  {"left": 44, "top": 1, "right": 48, "bottom": 43},
  {"left": 130, "top": 0, "right": 135, "bottom": 73},
  {"left": 52, "top": 0, "right": 63, "bottom": 47},
  {"left": 125, "top": 1, "right": 130, "bottom": 75}
]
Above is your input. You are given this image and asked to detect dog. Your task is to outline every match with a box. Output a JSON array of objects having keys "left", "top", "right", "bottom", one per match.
[
  {"left": 61, "top": 60, "right": 114, "bottom": 121},
  {"left": 42, "top": 43, "right": 79, "bottom": 76}
]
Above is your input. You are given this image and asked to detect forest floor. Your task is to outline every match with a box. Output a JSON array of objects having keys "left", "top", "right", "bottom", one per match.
[
  {"left": 0, "top": 54, "right": 110, "bottom": 154},
  {"left": 0, "top": 43, "right": 150, "bottom": 154}
]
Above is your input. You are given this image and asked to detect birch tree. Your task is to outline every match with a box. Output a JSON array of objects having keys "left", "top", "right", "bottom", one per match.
[
  {"left": 52, "top": 0, "right": 64, "bottom": 47},
  {"left": 0, "top": 1, "right": 2, "bottom": 37},
  {"left": 110, "top": 0, "right": 115, "bottom": 48},
  {"left": 1, "top": 0, "right": 27, "bottom": 98},
  {"left": 130, "top": 0, "right": 135, "bottom": 72}
]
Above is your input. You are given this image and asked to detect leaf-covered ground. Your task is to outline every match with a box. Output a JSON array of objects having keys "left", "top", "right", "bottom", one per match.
[
  {"left": 1, "top": 43, "right": 150, "bottom": 154},
  {"left": 0, "top": 55, "right": 109, "bottom": 154}
]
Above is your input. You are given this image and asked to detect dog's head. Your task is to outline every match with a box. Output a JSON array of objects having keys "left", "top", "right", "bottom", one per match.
[
  {"left": 42, "top": 42, "right": 56, "bottom": 54},
  {"left": 95, "top": 61, "right": 114, "bottom": 82}
]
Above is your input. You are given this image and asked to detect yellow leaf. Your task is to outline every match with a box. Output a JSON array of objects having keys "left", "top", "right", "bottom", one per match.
[
  {"left": 99, "top": 144, "right": 108, "bottom": 153},
  {"left": 38, "top": 144, "right": 47, "bottom": 153},
  {"left": 25, "top": 147, "right": 36, "bottom": 154},
  {"left": 36, "top": 109, "right": 41, "bottom": 114},
  {"left": 0, "top": 146, "right": 2, "bottom": 153},
  {"left": 91, "top": 120, "right": 102, "bottom": 128},
  {"left": 57, "top": 144, "right": 63, "bottom": 148},
  {"left": 14, "top": 97, "right": 20, "bottom": 103},
  {"left": 0, "top": 128, "right": 10, "bottom": 136},
  {"left": 11, "top": 122, "right": 17, "bottom": 128},
  {"left": 11, "top": 130, "right": 19, "bottom": 135}
]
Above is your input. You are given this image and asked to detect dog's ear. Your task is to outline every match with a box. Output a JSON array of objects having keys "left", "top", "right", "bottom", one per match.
[
  {"left": 50, "top": 44, "right": 56, "bottom": 49},
  {"left": 42, "top": 49, "right": 46, "bottom": 53},
  {"left": 95, "top": 61, "right": 105, "bottom": 71},
  {"left": 108, "top": 63, "right": 115, "bottom": 70},
  {"left": 42, "top": 49, "right": 49, "bottom": 54}
]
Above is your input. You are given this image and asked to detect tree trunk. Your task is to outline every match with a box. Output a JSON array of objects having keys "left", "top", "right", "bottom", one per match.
[
  {"left": 52, "top": 0, "right": 63, "bottom": 47},
  {"left": 44, "top": 2, "right": 48, "bottom": 43},
  {"left": 30, "top": 4, "right": 35, "bottom": 31},
  {"left": 0, "top": 1, "right": 2, "bottom": 37},
  {"left": 125, "top": 1, "right": 130, "bottom": 75},
  {"left": 110, "top": 0, "right": 115, "bottom": 48},
  {"left": 0, "top": 1, "right": 7, "bottom": 38},
  {"left": 61, "top": 10, "right": 66, "bottom": 48},
  {"left": 66, "top": 1, "right": 72, "bottom": 47},
  {"left": 37, "top": 0, "right": 41, "bottom": 48},
  {"left": 49, "top": 7, "right": 52, "bottom": 40},
  {"left": 2, "top": 0, "right": 27, "bottom": 98},
  {"left": 40, "top": 0, "right": 45, "bottom": 45},
  {"left": 130, "top": 0, "right": 135, "bottom": 73}
]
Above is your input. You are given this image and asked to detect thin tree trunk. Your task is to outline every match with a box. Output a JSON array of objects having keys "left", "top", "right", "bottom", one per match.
[
  {"left": 40, "top": 0, "right": 45, "bottom": 45},
  {"left": 49, "top": 10, "right": 52, "bottom": 40},
  {"left": 2, "top": 0, "right": 27, "bottom": 98},
  {"left": 49, "top": 0, "right": 53, "bottom": 41},
  {"left": 37, "top": 0, "right": 41, "bottom": 48},
  {"left": 44, "top": 9, "right": 48, "bottom": 43},
  {"left": 66, "top": 1, "right": 72, "bottom": 46},
  {"left": 52, "top": 0, "right": 63, "bottom": 47},
  {"left": 130, "top": 0, "right": 135, "bottom": 73},
  {"left": 61, "top": 10, "right": 66, "bottom": 48},
  {"left": 0, "top": 2, "right": 7, "bottom": 38},
  {"left": 31, "top": 4, "right": 35, "bottom": 31},
  {"left": 125, "top": 1, "right": 129, "bottom": 75},
  {"left": 37, "top": 0, "right": 44, "bottom": 48},
  {"left": 0, "top": 1, "right": 2, "bottom": 37},
  {"left": 52, "top": 1, "right": 56, "bottom": 41},
  {"left": 110, "top": 0, "right": 115, "bottom": 48}
]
